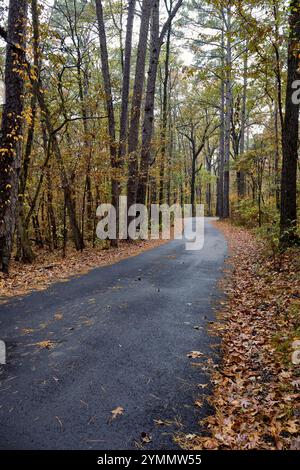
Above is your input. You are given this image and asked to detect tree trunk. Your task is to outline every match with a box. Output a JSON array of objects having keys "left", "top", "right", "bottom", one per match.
[
  {"left": 118, "top": 0, "right": 136, "bottom": 164},
  {"left": 46, "top": 164, "right": 58, "bottom": 250},
  {"left": 237, "top": 46, "right": 247, "bottom": 198},
  {"left": 159, "top": 15, "right": 172, "bottom": 207},
  {"left": 273, "top": 0, "right": 282, "bottom": 210},
  {"left": 191, "top": 151, "right": 196, "bottom": 217},
  {"left": 223, "top": 5, "right": 232, "bottom": 219},
  {"left": 127, "top": 0, "right": 154, "bottom": 216},
  {"left": 216, "top": 29, "right": 225, "bottom": 218},
  {"left": 280, "top": 0, "right": 300, "bottom": 245},
  {"left": 0, "top": 0, "right": 28, "bottom": 273},
  {"left": 136, "top": 0, "right": 160, "bottom": 205},
  {"left": 17, "top": 92, "right": 37, "bottom": 263},
  {"left": 274, "top": 101, "right": 281, "bottom": 210},
  {"left": 95, "top": 0, "right": 119, "bottom": 246}
]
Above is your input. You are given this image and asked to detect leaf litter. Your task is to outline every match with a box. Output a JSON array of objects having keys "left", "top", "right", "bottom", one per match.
[
  {"left": 177, "top": 221, "right": 300, "bottom": 450},
  {"left": 0, "top": 239, "right": 168, "bottom": 303}
]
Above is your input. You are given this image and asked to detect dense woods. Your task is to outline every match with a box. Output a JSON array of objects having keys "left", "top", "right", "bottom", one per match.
[{"left": 0, "top": 0, "right": 299, "bottom": 273}]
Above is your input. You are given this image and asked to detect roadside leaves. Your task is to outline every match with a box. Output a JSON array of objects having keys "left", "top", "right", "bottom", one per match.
[
  {"left": 187, "top": 351, "right": 204, "bottom": 359},
  {"left": 179, "top": 222, "right": 300, "bottom": 450}
]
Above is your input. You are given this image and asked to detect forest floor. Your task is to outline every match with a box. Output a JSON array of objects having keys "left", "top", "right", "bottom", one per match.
[
  {"left": 0, "top": 238, "right": 167, "bottom": 302},
  {"left": 179, "top": 221, "right": 300, "bottom": 450}
]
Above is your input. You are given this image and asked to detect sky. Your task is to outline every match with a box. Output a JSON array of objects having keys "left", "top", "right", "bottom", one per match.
[{"left": 0, "top": 0, "right": 195, "bottom": 66}]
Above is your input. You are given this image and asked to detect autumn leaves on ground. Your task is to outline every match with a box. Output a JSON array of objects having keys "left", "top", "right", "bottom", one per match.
[
  {"left": 0, "top": 238, "right": 166, "bottom": 301},
  {"left": 0, "top": 0, "right": 300, "bottom": 453},
  {"left": 179, "top": 221, "right": 300, "bottom": 451},
  {"left": 1, "top": 219, "right": 299, "bottom": 450}
]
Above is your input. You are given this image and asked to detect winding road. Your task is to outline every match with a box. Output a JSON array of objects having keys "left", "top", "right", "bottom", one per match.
[{"left": 0, "top": 219, "right": 227, "bottom": 450}]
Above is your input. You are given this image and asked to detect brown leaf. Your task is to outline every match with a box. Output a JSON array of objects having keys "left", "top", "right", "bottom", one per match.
[
  {"left": 290, "top": 437, "right": 300, "bottom": 450},
  {"left": 198, "top": 383, "right": 208, "bottom": 389},
  {"left": 110, "top": 406, "right": 124, "bottom": 420},
  {"left": 185, "top": 433, "right": 197, "bottom": 440},
  {"left": 187, "top": 351, "right": 204, "bottom": 359},
  {"left": 153, "top": 419, "right": 165, "bottom": 426},
  {"left": 36, "top": 340, "right": 55, "bottom": 349},
  {"left": 141, "top": 432, "right": 152, "bottom": 444},
  {"left": 285, "top": 420, "right": 299, "bottom": 434},
  {"left": 202, "top": 438, "right": 218, "bottom": 449},
  {"left": 194, "top": 400, "right": 203, "bottom": 408}
]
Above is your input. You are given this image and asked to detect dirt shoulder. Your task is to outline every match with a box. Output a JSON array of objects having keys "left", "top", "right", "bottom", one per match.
[
  {"left": 181, "top": 221, "right": 300, "bottom": 450},
  {"left": 0, "top": 238, "right": 167, "bottom": 303}
]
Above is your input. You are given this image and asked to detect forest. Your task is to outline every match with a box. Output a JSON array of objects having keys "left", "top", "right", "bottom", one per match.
[
  {"left": 0, "top": 0, "right": 299, "bottom": 455},
  {"left": 0, "top": 0, "right": 299, "bottom": 274}
]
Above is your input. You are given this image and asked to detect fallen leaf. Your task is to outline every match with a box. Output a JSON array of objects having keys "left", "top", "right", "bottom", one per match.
[
  {"left": 194, "top": 400, "right": 203, "bottom": 408},
  {"left": 185, "top": 433, "right": 197, "bottom": 440},
  {"left": 285, "top": 420, "right": 299, "bottom": 434},
  {"left": 110, "top": 406, "right": 124, "bottom": 421},
  {"left": 21, "top": 328, "right": 34, "bottom": 335},
  {"left": 187, "top": 351, "right": 204, "bottom": 359},
  {"left": 198, "top": 383, "right": 208, "bottom": 389},
  {"left": 291, "top": 437, "right": 300, "bottom": 450},
  {"left": 153, "top": 419, "right": 165, "bottom": 426},
  {"left": 292, "top": 350, "right": 300, "bottom": 365},
  {"left": 291, "top": 339, "right": 300, "bottom": 349},
  {"left": 141, "top": 432, "right": 152, "bottom": 443},
  {"left": 203, "top": 438, "right": 219, "bottom": 449},
  {"left": 35, "top": 340, "right": 55, "bottom": 349}
]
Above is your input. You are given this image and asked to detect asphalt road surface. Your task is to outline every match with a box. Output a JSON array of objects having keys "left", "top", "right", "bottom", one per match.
[{"left": 0, "top": 219, "right": 227, "bottom": 450}]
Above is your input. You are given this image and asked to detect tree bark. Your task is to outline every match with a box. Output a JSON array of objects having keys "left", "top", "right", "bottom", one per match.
[
  {"left": 95, "top": 0, "right": 119, "bottom": 246},
  {"left": 126, "top": 0, "right": 154, "bottom": 216},
  {"left": 280, "top": 0, "right": 300, "bottom": 245},
  {"left": 216, "top": 28, "right": 225, "bottom": 218},
  {"left": 159, "top": 9, "right": 172, "bottom": 207},
  {"left": 136, "top": 0, "right": 160, "bottom": 205},
  {"left": 0, "top": 0, "right": 28, "bottom": 273},
  {"left": 137, "top": 0, "right": 183, "bottom": 205},
  {"left": 223, "top": 5, "right": 232, "bottom": 219},
  {"left": 118, "top": 0, "right": 136, "bottom": 164},
  {"left": 17, "top": 92, "right": 37, "bottom": 263},
  {"left": 237, "top": 46, "right": 247, "bottom": 198}
]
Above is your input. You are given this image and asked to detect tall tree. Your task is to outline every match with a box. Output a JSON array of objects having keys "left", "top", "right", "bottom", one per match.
[
  {"left": 158, "top": 0, "right": 173, "bottom": 207},
  {"left": 126, "top": 0, "right": 154, "bottom": 217},
  {"left": 0, "top": 0, "right": 28, "bottom": 273},
  {"left": 136, "top": 0, "right": 160, "bottom": 206},
  {"left": 95, "top": 0, "right": 119, "bottom": 245},
  {"left": 32, "top": 0, "right": 84, "bottom": 252},
  {"left": 137, "top": 0, "right": 183, "bottom": 205},
  {"left": 237, "top": 46, "right": 247, "bottom": 198},
  {"left": 118, "top": 0, "right": 136, "bottom": 164},
  {"left": 216, "top": 27, "right": 225, "bottom": 218},
  {"left": 223, "top": 3, "right": 232, "bottom": 219},
  {"left": 280, "top": 0, "right": 300, "bottom": 246}
]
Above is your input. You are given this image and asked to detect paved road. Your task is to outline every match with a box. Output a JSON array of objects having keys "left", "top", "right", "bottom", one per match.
[{"left": 0, "top": 219, "right": 227, "bottom": 450}]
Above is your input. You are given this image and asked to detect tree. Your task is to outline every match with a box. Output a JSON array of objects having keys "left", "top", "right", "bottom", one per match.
[
  {"left": 127, "top": 0, "right": 154, "bottom": 220},
  {"left": 137, "top": 0, "right": 183, "bottom": 205},
  {"left": 280, "top": 0, "right": 300, "bottom": 246},
  {"left": 32, "top": 0, "right": 84, "bottom": 252},
  {"left": 0, "top": 0, "right": 28, "bottom": 273},
  {"left": 95, "top": 0, "right": 119, "bottom": 245}
]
